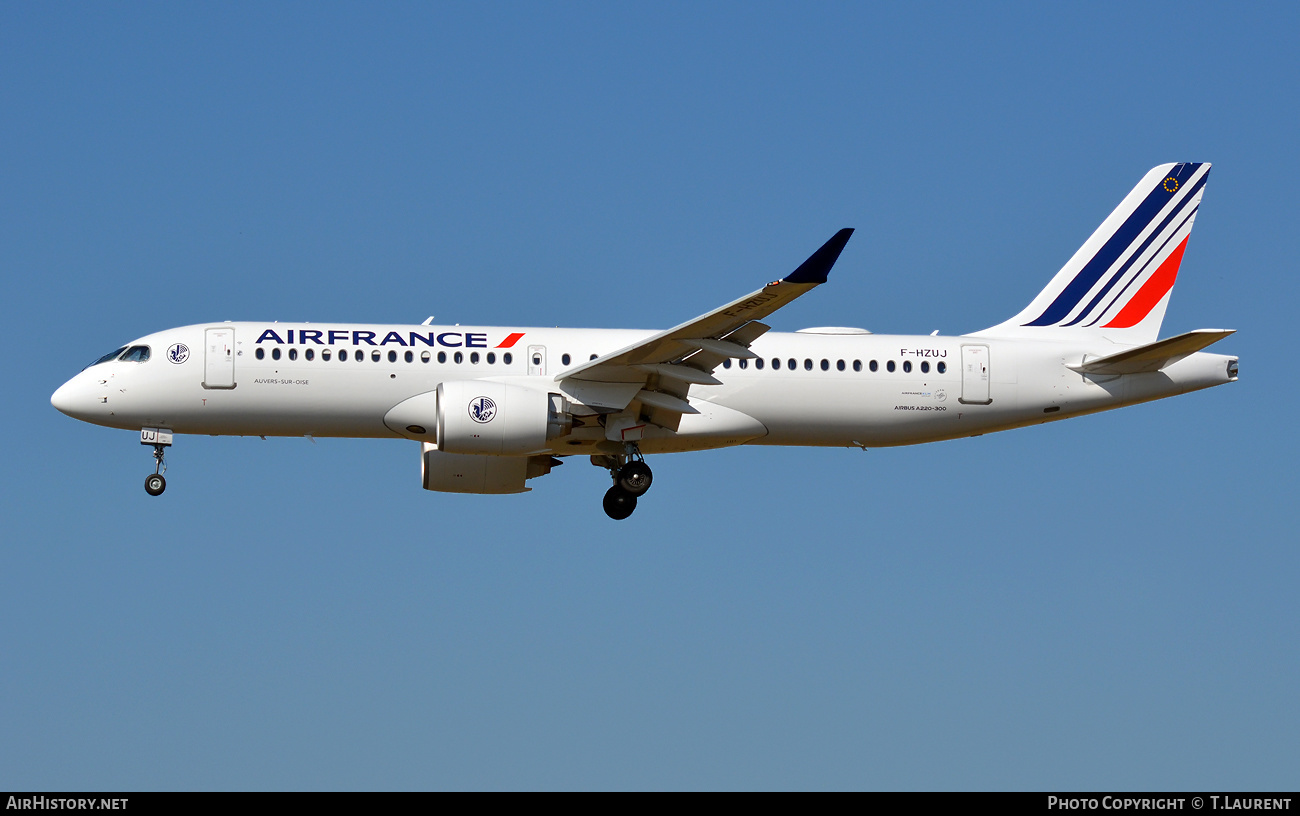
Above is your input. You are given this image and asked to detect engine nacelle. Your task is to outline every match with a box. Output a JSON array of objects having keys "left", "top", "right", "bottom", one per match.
[
  {"left": 421, "top": 443, "right": 561, "bottom": 494},
  {"left": 436, "top": 380, "right": 572, "bottom": 456}
]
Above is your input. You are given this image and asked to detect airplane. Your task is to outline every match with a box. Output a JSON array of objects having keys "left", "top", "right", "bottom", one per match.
[{"left": 51, "top": 162, "right": 1237, "bottom": 519}]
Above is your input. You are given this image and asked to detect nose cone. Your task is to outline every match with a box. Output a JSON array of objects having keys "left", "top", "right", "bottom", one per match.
[
  {"left": 51, "top": 375, "right": 97, "bottom": 421},
  {"left": 51, "top": 378, "right": 77, "bottom": 416}
]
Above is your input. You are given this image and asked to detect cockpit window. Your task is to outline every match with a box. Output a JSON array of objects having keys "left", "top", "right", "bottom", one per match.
[
  {"left": 120, "top": 346, "right": 151, "bottom": 363},
  {"left": 88, "top": 347, "right": 128, "bottom": 367}
]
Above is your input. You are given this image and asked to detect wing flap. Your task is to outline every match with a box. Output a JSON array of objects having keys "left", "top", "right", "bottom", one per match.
[
  {"left": 635, "top": 364, "right": 723, "bottom": 386},
  {"left": 635, "top": 389, "right": 699, "bottom": 414}
]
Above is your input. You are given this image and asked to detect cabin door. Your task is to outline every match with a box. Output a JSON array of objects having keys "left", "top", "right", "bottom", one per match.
[
  {"left": 959, "top": 344, "right": 991, "bottom": 405},
  {"left": 204, "top": 327, "right": 236, "bottom": 389}
]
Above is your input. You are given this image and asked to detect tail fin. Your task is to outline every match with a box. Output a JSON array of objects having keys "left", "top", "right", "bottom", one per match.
[{"left": 975, "top": 162, "right": 1211, "bottom": 345}]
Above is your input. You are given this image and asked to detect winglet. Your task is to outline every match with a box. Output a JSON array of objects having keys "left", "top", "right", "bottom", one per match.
[{"left": 782, "top": 228, "right": 854, "bottom": 285}]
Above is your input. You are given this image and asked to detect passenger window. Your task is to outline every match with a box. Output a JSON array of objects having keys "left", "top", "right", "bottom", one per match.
[
  {"left": 772, "top": 358, "right": 780, "bottom": 370},
  {"left": 455, "top": 352, "right": 464, "bottom": 364},
  {"left": 272, "top": 348, "right": 281, "bottom": 361},
  {"left": 903, "top": 360, "right": 912, "bottom": 373},
  {"left": 590, "top": 354, "right": 597, "bottom": 360},
  {"left": 886, "top": 360, "right": 895, "bottom": 372},
  {"left": 788, "top": 358, "right": 796, "bottom": 370},
  {"left": 305, "top": 348, "right": 314, "bottom": 361},
  {"left": 562, "top": 353, "right": 571, "bottom": 366},
  {"left": 820, "top": 359, "right": 829, "bottom": 371},
  {"left": 870, "top": 360, "right": 878, "bottom": 372},
  {"left": 371, "top": 350, "right": 381, "bottom": 362},
  {"left": 322, "top": 349, "right": 331, "bottom": 361},
  {"left": 853, "top": 360, "right": 862, "bottom": 372},
  {"left": 256, "top": 348, "right": 265, "bottom": 360},
  {"left": 804, "top": 359, "right": 813, "bottom": 371},
  {"left": 504, "top": 353, "right": 513, "bottom": 365},
  {"left": 421, "top": 350, "right": 431, "bottom": 363},
  {"left": 755, "top": 358, "right": 764, "bottom": 370},
  {"left": 338, "top": 349, "right": 348, "bottom": 361},
  {"left": 836, "top": 359, "right": 845, "bottom": 371},
  {"left": 487, "top": 352, "right": 496, "bottom": 364},
  {"left": 471, "top": 352, "right": 480, "bottom": 364},
  {"left": 723, "top": 359, "right": 732, "bottom": 369},
  {"left": 938, "top": 361, "right": 947, "bottom": 374},
  {"left": 739, "top": 359, "right": 748, "bottom": 369},
  {"left": 921, "top": 361, "right": 929, "bottom": 373},
  {"left": 438, "top": 351, "right": 447, "bottom": 364},
  {"left": 387, "top": 350, "right": 397, "bottom": 363},
  {"left": 404, "top": 350, "right": 413, "bottom": 363},
  {"left": 289, "top": 348, "right": 298, "bottom": 361}
]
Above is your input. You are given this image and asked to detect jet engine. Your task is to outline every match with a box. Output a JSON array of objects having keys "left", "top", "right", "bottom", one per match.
[{"left": 435, "top": 380, "right": 572, "bottom": 456}]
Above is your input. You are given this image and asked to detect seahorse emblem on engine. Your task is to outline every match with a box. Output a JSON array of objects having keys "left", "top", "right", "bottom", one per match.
[{"left": 469, "top": 396, "right": 497, "bottom": 423}]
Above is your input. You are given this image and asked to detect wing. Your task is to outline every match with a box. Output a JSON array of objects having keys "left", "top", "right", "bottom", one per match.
[{"left": 556, "top": 229, "right": 853, "bottom": 431}]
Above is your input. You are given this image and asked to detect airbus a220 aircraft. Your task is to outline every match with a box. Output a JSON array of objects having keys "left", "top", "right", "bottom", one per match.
[{"left": 52, "top": 163, "right": 1237, "bottom": 519}]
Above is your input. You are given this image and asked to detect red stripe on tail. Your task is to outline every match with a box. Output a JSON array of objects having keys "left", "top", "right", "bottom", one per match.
[{"left": 1103, "top": 236, "right": 1189, "bottom": 329}]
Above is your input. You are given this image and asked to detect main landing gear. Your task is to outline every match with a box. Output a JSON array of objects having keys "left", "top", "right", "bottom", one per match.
[
  {"left": 595, "top": 445, "right": 654, "bottom": 520},
  {"left": 140, "top": 427, "right": 172, "bottom": 496}
]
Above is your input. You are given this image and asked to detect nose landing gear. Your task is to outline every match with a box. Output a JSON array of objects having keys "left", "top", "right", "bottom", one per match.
[
  {"left": 594, "top": 445, "right": 654, "bottom": 520},
  {"left": 140, "top": 427, "right": 172, "bottom": 497}
]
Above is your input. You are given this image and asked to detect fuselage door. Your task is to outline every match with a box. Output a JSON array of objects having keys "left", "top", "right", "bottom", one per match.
[
  {"left": 204, "top": 327, "right": 236, "bottom": 389},
  {"left": 959, "top": 344, "right": 991, "bottom": 405},
  {"left": 528, "top": 345, "right": 546, "bottom": 377}
]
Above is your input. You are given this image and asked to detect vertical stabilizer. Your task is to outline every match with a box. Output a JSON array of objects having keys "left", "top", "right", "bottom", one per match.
[{"left": 974, "top": 163, "right": 1210, "bottom": 345}]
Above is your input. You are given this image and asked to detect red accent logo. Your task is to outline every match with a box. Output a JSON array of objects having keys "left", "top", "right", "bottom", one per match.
[{"left": 496, "top": 332, "right": 526, "bottom": 349}]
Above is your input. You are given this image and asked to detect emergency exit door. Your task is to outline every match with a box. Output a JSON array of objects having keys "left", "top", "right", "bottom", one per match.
[
  {"left": 959, "top": 344, "right": 991, "bottom": 405},
  {"left": 528, "top": 345, "right": 546, "bottom": 377},
  {"left": 204, "top": 327, "right": 236, "bottom": 389}
]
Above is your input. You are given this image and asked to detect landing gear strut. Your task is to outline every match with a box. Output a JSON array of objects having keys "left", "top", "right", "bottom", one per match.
[
  {"left": 594, "top": 445, "right": 653, "bottom": 520},
  {"left": 140, "top": 427, "right": 172, "bottom": 497}
]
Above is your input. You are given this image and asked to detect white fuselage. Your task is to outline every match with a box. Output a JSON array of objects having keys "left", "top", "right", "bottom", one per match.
[{"left": 51, "top": 322, "right": 1238, "bottom": 454}]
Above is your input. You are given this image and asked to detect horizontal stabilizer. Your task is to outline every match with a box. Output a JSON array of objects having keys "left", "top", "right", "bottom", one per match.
[{"left": 1069, "top": 329, "right": 1235, "bottom": 375}]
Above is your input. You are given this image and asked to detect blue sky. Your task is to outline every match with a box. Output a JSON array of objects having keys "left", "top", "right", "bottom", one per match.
[{"left": 2, "top": 2, "right": 1297, "bottom": 790}]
